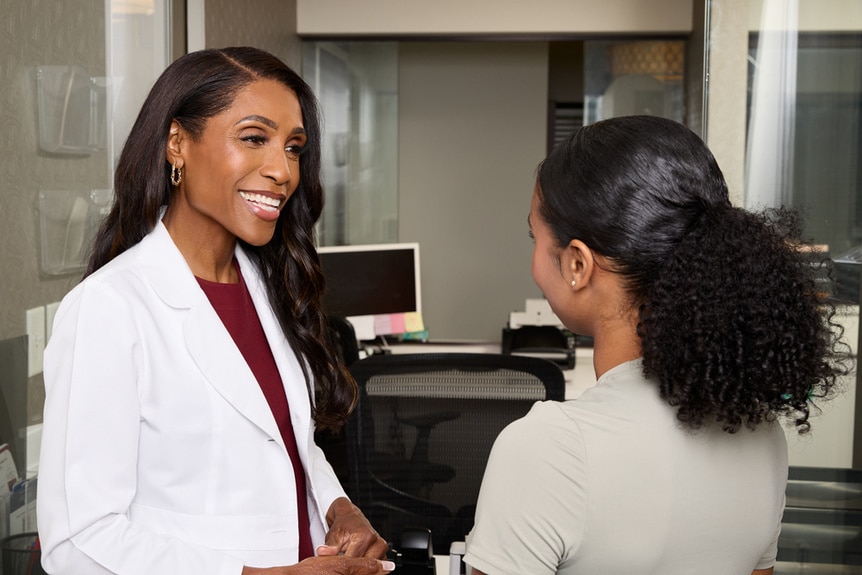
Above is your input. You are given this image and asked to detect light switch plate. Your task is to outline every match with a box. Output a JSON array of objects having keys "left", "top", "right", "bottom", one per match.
[{"left": 26, "top": 307, "right": 46, "bottom": 377}]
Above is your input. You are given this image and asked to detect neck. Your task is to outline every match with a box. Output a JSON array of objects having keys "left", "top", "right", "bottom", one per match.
[
  {"left": 589, "top": 311, "right": 642, "bottom": 380},
  {"left": 191, "top": 253, "right": 238, "bottom": 283},
  {"left": 162, "top": 202, "right": 239, "bottom": 283}
]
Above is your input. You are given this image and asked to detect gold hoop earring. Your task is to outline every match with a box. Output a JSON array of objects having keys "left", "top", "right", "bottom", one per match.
[{"left": 170, "top": 163, "right": 183, "bottom": 186}]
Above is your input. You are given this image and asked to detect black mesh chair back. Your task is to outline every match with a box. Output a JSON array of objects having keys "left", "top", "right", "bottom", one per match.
[
  {"left": 326, "top": 315, "right": 361, "bottom": 367},
  {"left": 345, "top": 352, "right": 565, "bottom": 551}
]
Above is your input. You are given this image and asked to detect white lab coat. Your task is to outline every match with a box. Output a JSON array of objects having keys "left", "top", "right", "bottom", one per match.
[{"left": 37, "top": 220, "right": 346, "bottom": 575}]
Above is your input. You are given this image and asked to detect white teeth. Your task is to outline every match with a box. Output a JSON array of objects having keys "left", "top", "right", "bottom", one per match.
[{"left": 239, "top": 191, "right": 281, "bottom": 211}]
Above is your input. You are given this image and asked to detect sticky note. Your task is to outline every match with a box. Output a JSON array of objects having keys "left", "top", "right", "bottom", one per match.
[{"left": 404, "top": 312, "right": 425, "bottom": 332}]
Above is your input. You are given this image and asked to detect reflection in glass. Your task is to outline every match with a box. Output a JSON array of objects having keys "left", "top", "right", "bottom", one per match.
[
  {"left": 583, "top": 40, "right": 686, "bottom": 125},
  {"left": 742, "top": 1, "right": 862, "bottom": 302},
  {"left": 302, "top": 42, "right": 399, "bottom": 247}
]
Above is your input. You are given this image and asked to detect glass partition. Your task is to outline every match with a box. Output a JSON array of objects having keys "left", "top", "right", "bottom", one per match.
[
  {"left": 302, "top": 42, "right": 399, "bottom": 247},
  {"left": 704, "top": 0, "right": 862, "bottom": 466},
  {"left": 583, "top": 39, "right": 686, "bottom": 125}
]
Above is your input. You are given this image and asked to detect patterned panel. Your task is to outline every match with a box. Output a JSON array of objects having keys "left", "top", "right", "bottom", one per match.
[{"left": 610, "top": 40, "right": 685, "bottom": 80}]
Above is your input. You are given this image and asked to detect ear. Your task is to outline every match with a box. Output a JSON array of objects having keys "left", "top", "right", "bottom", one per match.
[
  {"left": 565, "top": 239, "right": 595, "bottom": 291},
  {"left": 165, "top": 120, "right": 186, "bottom": 167}
]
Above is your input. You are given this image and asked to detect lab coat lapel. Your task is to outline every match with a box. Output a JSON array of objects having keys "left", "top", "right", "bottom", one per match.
[
  {"left": 184, "top": 304, "right": 287, "bottom": 450},
  {"left": 139, "top": 222, "right": 286, "bottom": 449},
  {"left": 235, "top": 248, "right": 313, "bottom": 464}
]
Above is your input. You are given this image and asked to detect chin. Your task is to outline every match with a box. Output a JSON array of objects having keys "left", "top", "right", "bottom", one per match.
[{"left": 237, "top": 227, "right": 278, "bottom": 247}]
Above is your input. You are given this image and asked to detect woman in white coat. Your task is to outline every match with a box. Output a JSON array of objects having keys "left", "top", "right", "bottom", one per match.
[{"left": 37, "top": 47, "right": 392, "bottom": 575}]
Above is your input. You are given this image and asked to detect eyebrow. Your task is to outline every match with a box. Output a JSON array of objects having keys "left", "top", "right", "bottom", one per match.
[
  {"left": 236, "top": 115, "right": 307, "bottom": 136},
  {"left": 237, "top": 115, "right": 277, "bottom": 129}
]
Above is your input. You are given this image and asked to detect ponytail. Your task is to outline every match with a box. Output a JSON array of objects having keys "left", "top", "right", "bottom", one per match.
[{"left": 639, "top": 205, "right": 848, "bottom": 433}]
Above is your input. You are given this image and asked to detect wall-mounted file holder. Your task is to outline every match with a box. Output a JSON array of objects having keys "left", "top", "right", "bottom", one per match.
[
  {"left": 36, "top": 65, "right": 107, "bottom": 154},
  {"left": 39, "top": 189, "right": 112, "bottom": 275}
]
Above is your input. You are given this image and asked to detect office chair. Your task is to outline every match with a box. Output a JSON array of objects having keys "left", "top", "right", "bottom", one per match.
[
  {"left": 316, "top": 315, "right": 362, "bottom": 487},
  {"left": 345, "top": 352, "right": 565, "bottom": 552},
  {"left": 325, "top": 315, "right": 362, "bottom": 367}
]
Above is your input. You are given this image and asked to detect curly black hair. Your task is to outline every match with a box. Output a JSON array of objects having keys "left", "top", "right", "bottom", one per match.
[
  {"left": 641, "top": 205, "right": 848, "bottom": 433},
  {"left": 538, "top": 115, "right": 851, "bottom": 434}
]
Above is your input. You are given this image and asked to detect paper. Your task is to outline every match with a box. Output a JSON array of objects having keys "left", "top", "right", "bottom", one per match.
[{"left": 0, "top": 444, "right": 19, "bottom": 494}]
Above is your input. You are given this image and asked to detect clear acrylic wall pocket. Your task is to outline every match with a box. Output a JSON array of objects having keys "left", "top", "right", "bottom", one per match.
[
  {"left": 39, "top": 189, "right": 112, "bottom": 275},
  {"left": 35, "top": 65, "right": 107, "bottom": 154}
]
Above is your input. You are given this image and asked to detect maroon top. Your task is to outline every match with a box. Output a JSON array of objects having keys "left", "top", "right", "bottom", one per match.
[{"left": 197, "top": 264, "right": 314, "bottom": 561}]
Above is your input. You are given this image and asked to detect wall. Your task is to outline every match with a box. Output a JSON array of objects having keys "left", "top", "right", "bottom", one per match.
[
  {"left": 297, "top": 0, "right": 693, "bottom": 36},
  {"left": 292, "top": 1, "right": 701, "bottom": 341},
  {"left": 204, "top": 0, "right": 302, "bottom": 70},
  {"left": 398, "top": 42, "right": 548, "bottom": 340},
  {"left": 0, "top": 0, "right": 108, "bottom": 430}
]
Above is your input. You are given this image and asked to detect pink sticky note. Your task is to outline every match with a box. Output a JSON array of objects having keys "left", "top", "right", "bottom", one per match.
[
  {"left": 373, "top": 314, "right": 393, "bottom": 335},
  {"left": 389, "top": 313, "right": 406, "bottom": 333}
]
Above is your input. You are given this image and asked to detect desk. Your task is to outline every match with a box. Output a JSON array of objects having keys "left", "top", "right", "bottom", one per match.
[
  {"left": 434, "top": 553, "right": 469, "bottom": 575},
  {"left": 375, "top": 340, "right": 597, "bottom": 400},
  {"left": 434, "top": 555, "right": 449, "bottom": 573}
]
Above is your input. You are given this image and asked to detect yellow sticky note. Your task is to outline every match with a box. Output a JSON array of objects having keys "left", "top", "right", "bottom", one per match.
[{"left": 404, "top": 312, "right": 425, "bottom": 333}]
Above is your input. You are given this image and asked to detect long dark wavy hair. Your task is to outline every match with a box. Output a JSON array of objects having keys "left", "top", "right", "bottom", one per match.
[
  {"left": 537, "top": 115, "right": 851, "bottom": 433},
  {"left": 87, "top": 47, "right": 355, "bottom": 430}
]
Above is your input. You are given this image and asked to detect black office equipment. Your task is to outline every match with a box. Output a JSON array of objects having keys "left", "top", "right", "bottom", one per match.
[
  {"left": 501, "top": 325, "right": 576, "bottom": 369},
  {"left": 0, "top": 336, "right": 29, "bottom": 478},
  {"left": 777, "top": 466, "right": 862, "bottom": 570},
  {"left": 387, "top": 527, "right": 436, "bottom": 575},
  {"left": 345, "top": 352, "right": 565, "bottom": 551},
  {"left": 318, "top": 243, "right": 421, "bottom": 321}
]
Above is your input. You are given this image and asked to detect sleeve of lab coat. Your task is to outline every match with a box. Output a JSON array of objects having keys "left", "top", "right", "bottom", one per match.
[{"left": 37, "top": 278, "right": 244, "bottom": 575}]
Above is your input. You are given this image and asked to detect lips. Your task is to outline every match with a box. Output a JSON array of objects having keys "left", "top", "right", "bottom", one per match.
[{"left": 239, "top": 191, "right": 281, "bottom": 212}]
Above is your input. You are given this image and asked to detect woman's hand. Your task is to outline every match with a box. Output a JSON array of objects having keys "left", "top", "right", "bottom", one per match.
[
  {"left": 242, "top": 554, "right": 394, "bottom": 575},
  {"left": 320, "top": 497, "right": 389, "bottom": 559},
  {"left": 240, "top": 498, "right": 391, "bottom": 575}
]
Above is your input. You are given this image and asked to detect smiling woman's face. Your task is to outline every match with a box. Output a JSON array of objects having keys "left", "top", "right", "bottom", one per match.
[{"left": 168, "top": 78, "right": 307, "bottom": 248}]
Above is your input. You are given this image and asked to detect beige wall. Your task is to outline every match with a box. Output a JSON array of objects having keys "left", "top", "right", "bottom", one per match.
[
  {"left": 297, "top": 0, "right": 693, "bottom": 36},
  {"left": 398, "top": 42, "right": 548, "bottom": 340},
  {"left": 205, "top": 0, "right": 302, "bottom": 70}
]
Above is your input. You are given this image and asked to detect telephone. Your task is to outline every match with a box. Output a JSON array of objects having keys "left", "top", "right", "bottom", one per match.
[{"left": 387, "top": 528, "right": 436, "bottom": 574}]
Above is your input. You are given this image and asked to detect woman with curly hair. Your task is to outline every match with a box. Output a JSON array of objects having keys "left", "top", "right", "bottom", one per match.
[
  {"left": 464, "top": 115, "right": 850, "bottom": 575},
  {"left": 38, "top": 47, "right": 391, "bottom": 575}
]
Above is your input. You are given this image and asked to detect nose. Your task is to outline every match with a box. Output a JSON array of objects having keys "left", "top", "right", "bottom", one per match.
[{"left": 261, "top": 146, "right": 293, "bottom": 186}]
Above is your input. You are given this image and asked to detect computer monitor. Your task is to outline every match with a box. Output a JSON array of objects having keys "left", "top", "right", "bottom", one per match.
[{"left": 317, "top": 243, "right": 422, "bottom": 338}]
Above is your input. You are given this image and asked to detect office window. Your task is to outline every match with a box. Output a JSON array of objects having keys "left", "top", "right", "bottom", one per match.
[
  {"left": 749, "top": 32, "right": 862, "bottom": 301},
  {"left": 705, "top": 0, "right": 862, "bottom": 469}
]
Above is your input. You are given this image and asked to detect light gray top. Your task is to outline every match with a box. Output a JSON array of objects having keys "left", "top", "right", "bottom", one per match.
[{"left": 464, "top": 359, "right": 787, "bottom": 575}]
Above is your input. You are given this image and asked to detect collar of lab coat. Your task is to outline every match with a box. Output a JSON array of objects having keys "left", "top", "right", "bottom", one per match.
[{"left": 133, "top": 219, "right": 312, "bottom": 460}]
